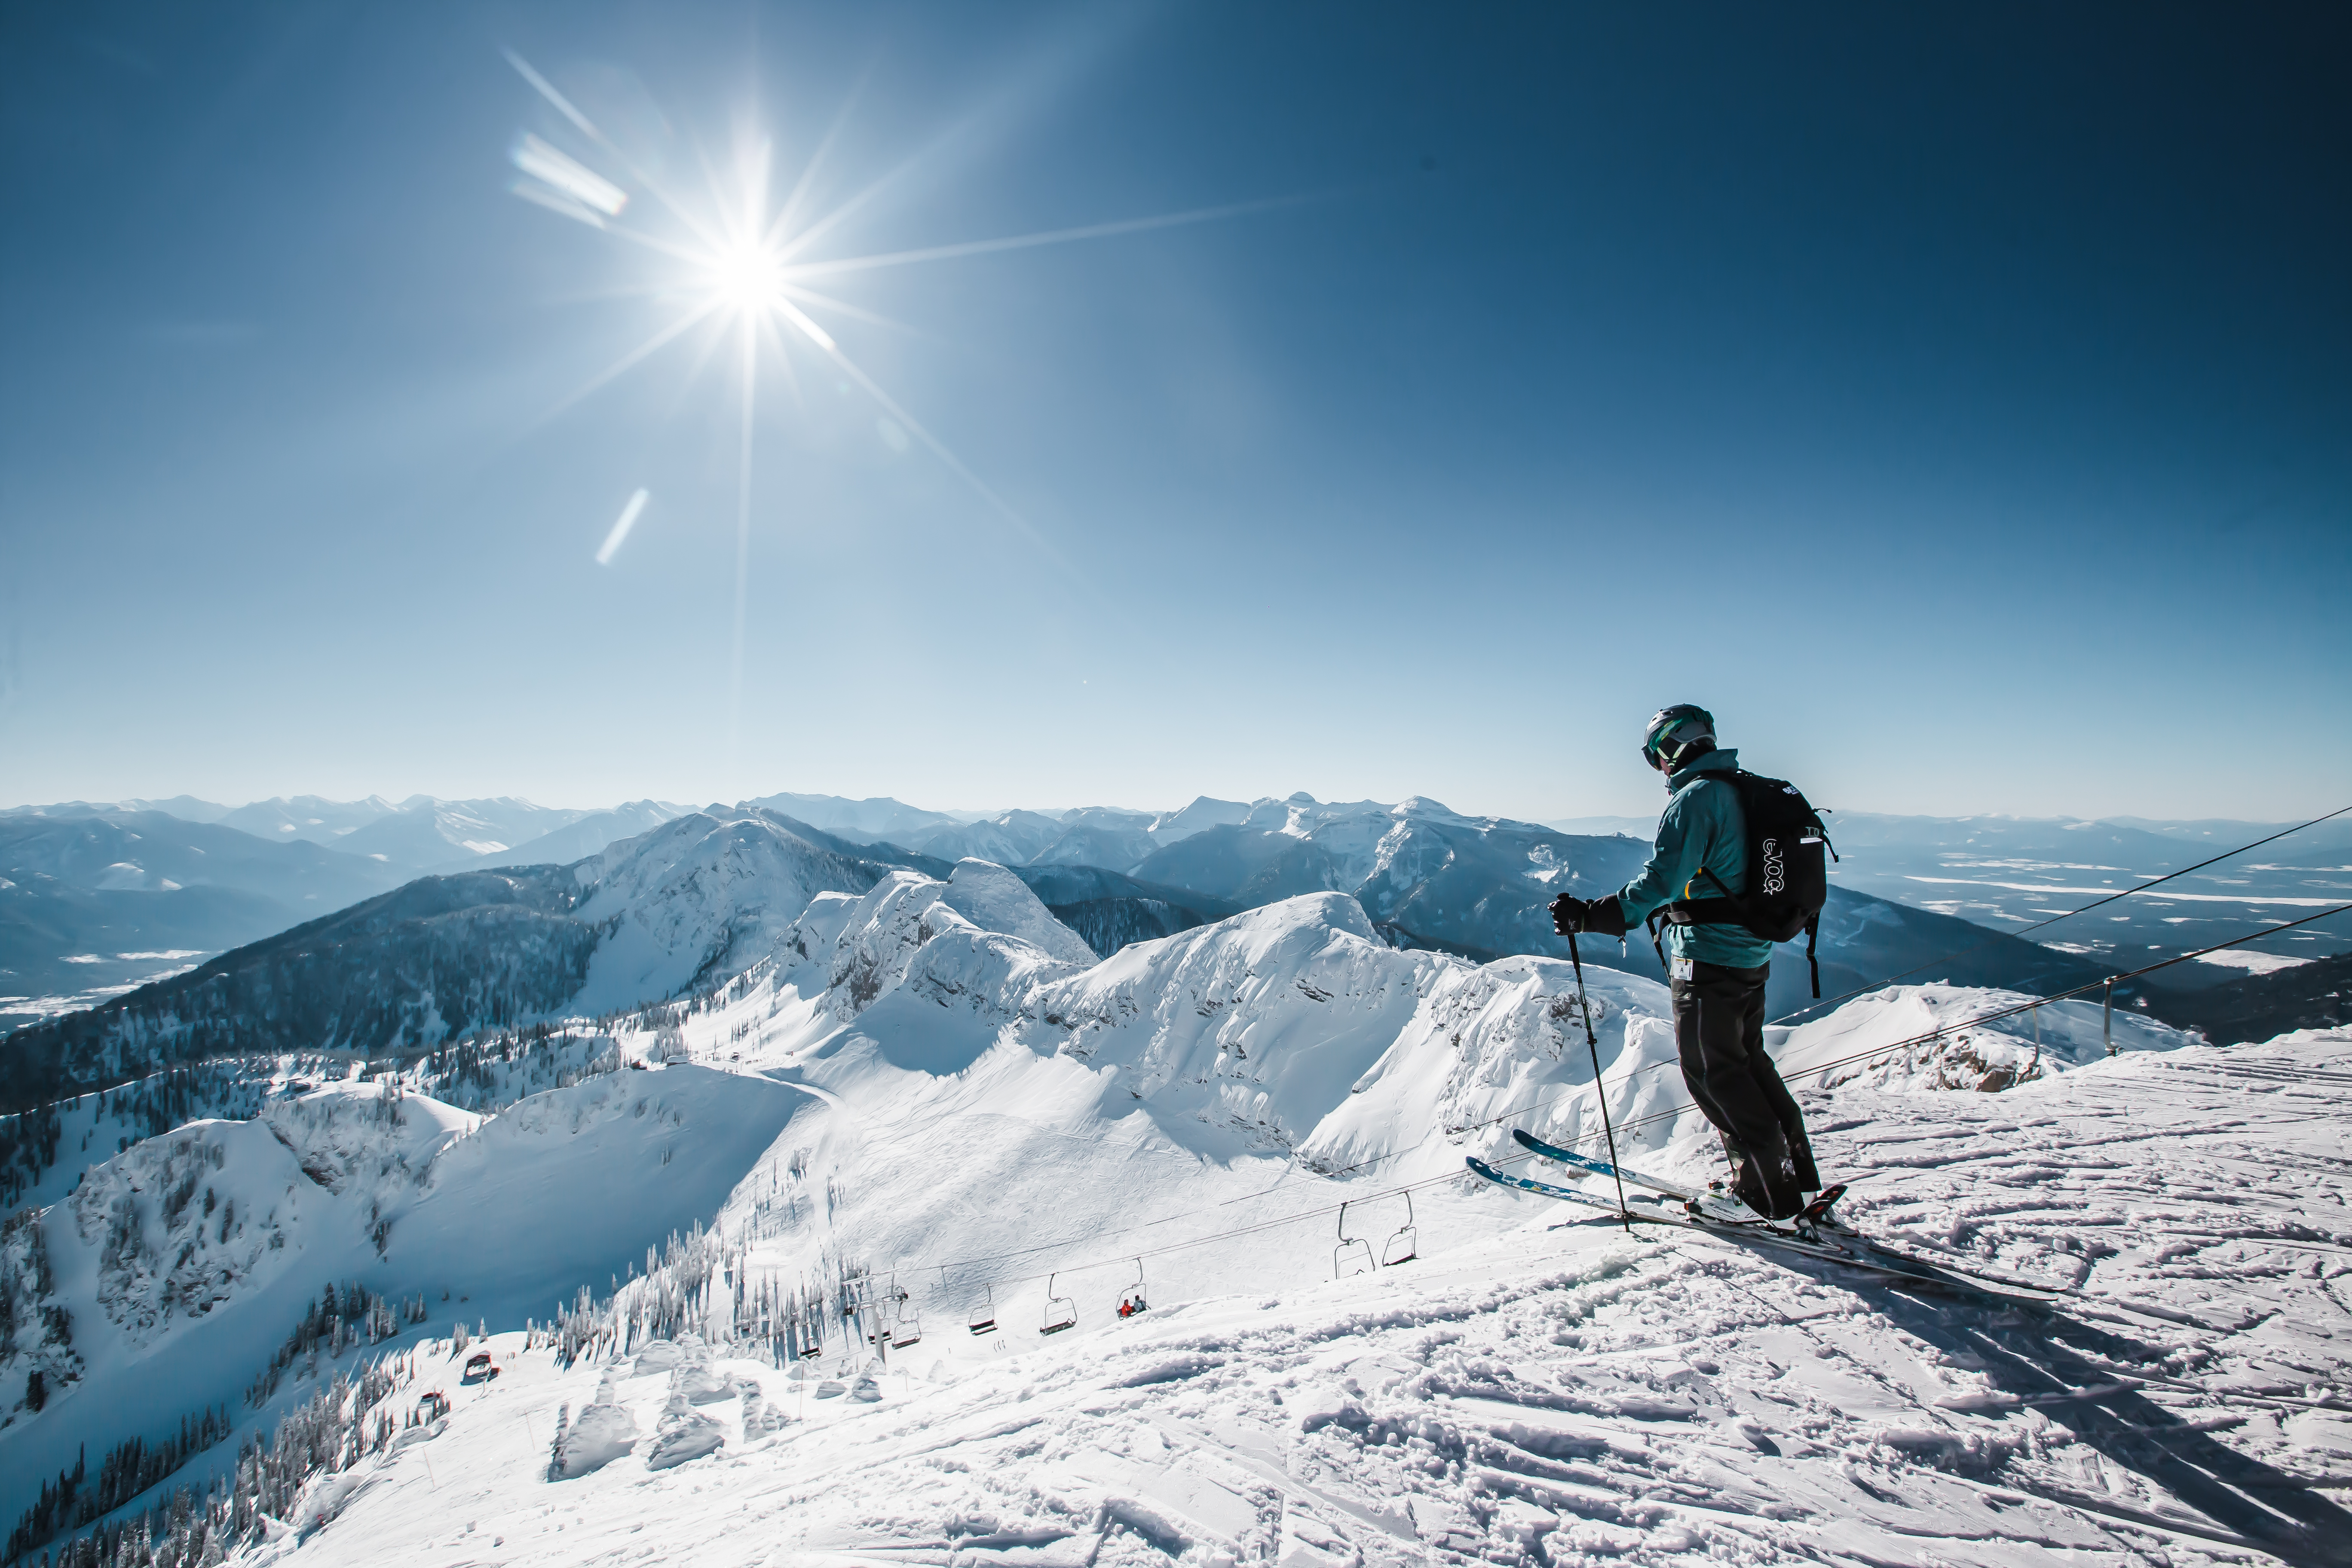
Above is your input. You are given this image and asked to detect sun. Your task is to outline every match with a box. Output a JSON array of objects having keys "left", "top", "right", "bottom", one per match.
[{"left": 706, "top": 241, "right": 785, "bottom": 318}]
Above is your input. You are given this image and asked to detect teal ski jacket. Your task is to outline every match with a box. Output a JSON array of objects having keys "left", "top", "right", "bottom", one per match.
[{"left": 1614, "top": 747, "right": 1775, "bottom": 971}]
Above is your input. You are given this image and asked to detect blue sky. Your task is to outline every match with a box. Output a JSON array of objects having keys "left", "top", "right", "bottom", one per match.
[{"left": 2, "top": 3, "right": 2345, "bottom": 821}]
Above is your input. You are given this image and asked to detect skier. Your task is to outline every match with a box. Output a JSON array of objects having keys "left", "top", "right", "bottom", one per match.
[{"left": 1547, "top": 705, "right": 1823, "bottom": 1220}]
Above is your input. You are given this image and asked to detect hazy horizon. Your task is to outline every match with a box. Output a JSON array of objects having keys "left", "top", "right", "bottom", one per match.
[{"left": 5, "top": 781, "right": 2341, "bottom": 836}]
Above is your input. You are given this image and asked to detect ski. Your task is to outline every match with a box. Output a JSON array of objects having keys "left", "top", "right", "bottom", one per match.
[
  {"left": 1463, "top": 1156, "right": 1629, "bottom": 1216},
  {"left": 1513, "top": 1129, "right": 1863, "bottom": 1231},
  {"left": 1511, "top": 1127, "right": 1702, "bottom": 1202},
  {"left": 1510, "top": 1127, "right": 1768, "bottom": 1222},
  {"left": 1465, "top": 1156, "right": 2058, "bottom": 1302}
]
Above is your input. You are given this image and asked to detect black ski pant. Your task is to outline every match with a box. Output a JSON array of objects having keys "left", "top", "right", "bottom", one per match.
[{"left": 1671, "top": 959, "right": 1820, "bottom": 1216}]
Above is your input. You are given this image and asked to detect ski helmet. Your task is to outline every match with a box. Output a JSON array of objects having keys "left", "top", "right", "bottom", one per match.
[{"left": 1641, "top": 704, "right": 1716, "bottom": 772}]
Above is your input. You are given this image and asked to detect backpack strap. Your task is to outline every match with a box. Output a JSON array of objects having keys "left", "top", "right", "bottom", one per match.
[
  {"left": 1662, "top": 865, "right": 1749, "bottom": 927},
  {"left": 1805, "top": 915, "right": 1820, "bottom": 998},
  {"left": 1658, "top": 897, "right": 1745, "bottom": 927}
]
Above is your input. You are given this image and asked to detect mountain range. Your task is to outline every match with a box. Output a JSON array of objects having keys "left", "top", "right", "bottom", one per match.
[{"left": 6, "top": 787, "right": 2343, "bottom": 1047}]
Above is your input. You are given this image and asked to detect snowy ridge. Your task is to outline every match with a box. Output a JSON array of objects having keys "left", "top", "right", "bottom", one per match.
[
  {"left": 0, "top": 812, "right": 904, "bottom": 1109},
  {"left": 570, "top": 812, "right": 889, "bottom": 1012}
]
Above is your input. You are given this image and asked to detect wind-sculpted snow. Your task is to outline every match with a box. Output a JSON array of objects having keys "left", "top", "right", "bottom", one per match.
[{"left": 556, "top": 1367, "right": 639, "bottom": 1476}]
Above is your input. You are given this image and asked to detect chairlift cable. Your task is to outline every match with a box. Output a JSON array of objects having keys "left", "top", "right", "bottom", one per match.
[{"left": 1769, "top": 802, "right": 2352, "bottom": 1028}]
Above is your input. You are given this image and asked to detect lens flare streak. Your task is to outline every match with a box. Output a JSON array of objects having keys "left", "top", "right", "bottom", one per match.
[
  {"left": 596, "top": 488, "right": 650, "bottom": 565},
  {"left": 502, "top": 46, "right": 1276, "bottom": 774}
]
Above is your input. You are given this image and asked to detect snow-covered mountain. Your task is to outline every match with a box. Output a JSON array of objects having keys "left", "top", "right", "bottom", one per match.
[
  {"left": 0, "top": 813, "right": 903, "bottom": 1114},
  {"left": 213, "top": 796, "right": 402, "bottom": 848},
  {"left": 0, "top": 797, "right": 236, "bottom": 825},
  {"left": 330, "top": 797, "right": 594, "bottom": 873},
  {"left": 2, "top": 793, "right": 2141, "bottom": 1115},
  {"left": 11, "top": 846, "right": 2338, "bottom": 1568},
  {"left": 1147, "top": 794, "right": 1253, "bottom": 842},
  {"left": 475, "top": 799, "right": 697, "bottom": 871},
  {"left": 0, "top": 814, "right": 402, "bottom": 910},
  {"left": 740, "top": 792, "right": 965, "bottom": 844},
  {"left": 886, "top": 800, "right": 1259, "bottom": 871},
  {"left": 896, "top": 808, "right": 1069, "bottom": 866}
]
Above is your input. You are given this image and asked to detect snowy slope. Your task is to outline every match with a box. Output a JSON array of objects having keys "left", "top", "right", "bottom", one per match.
[
  {"left": 10, "top": 870, "right": 2347, "bottom": 1568},
  {"left": 233, "top": 1027, "right": 2352, "bottom": 1568},
  {"left": 0, "top": 1064, "right": 803, "bottom": 1522},
  {"left": 941, "top": 860, "right": 1099, "bottom": 968}
]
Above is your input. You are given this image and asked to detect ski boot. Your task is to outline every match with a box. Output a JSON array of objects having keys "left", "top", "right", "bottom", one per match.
[{"left": 1690, "top": 1180, "right": 1774, "bottom": 1227}]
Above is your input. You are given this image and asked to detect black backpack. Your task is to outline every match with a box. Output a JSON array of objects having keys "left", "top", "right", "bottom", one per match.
[{"left": 1648, "top": 769, "right": 1838, "bottom": 995}]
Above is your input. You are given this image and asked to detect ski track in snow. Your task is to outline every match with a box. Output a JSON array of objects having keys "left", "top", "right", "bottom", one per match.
[{"left": 264, "top": 1033, "right": 2351, "bottom": 1568}]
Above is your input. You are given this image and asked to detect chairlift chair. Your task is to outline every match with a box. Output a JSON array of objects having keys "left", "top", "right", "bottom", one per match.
[
  {"left": 1334, "top": 1201, "right": 1375, "bottom": 1279},
  {"left": 1381, "top": 1190, "right": 1418, "bottom": 1268},
  {"left": 968, "top": 1283, "right": 998, "bottom": 1335},
  {"left": 1117, "top": 1258, "right": 1149, "bottom": 1318},
  {"left": 1039, "top": 1273, "right": 1078, "bottom": 1335}
]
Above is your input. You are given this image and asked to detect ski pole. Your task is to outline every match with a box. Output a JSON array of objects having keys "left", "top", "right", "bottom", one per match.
[{"left": 1566, "top": 929, "right": 1631, "bottom": 1232}]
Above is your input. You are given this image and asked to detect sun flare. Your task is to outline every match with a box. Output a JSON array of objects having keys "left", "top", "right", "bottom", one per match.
[{"left": 500, "top": 46, "right": 1276, "bottom": 779}]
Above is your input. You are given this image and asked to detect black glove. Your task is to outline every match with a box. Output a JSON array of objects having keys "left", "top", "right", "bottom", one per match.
[
  {"left": 1550, "top": 893, "right": 1629, "bottom": 937},
  {"left": 1580, "top": 894, "right": 1629, "bottom": 937}
]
